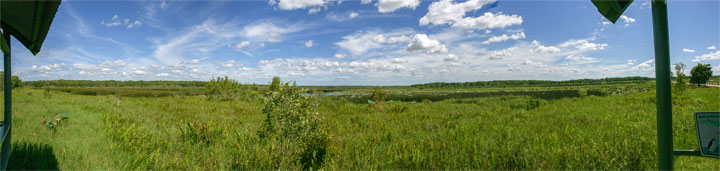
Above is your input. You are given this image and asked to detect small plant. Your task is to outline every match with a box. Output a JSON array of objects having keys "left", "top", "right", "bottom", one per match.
[
  {"left": 369, "top": 86, "right": 386, "bottom": 112},
  {"left": 41, "top": 113, "right": 69, "bottom": 129}
]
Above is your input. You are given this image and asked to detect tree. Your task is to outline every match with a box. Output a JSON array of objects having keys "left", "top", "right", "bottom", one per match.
[
  {"left": 0, "top": 72, "right": 22, "bottom": 90},
  {"left": 259, "top": 81, "right": 329, "bottom": 170},
  {"left": 269, "top": 76, "right": 281, "bottom": 92},
  {"left": 690, "top": 63, "right": 713, "bottom": 86},
  {"left": 673, "top": 62, "right": 686, "bottom": 92}
]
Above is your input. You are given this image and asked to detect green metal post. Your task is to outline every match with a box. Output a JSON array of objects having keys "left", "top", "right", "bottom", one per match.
[
  {"left": 1, "top": 32, "right": 12, "bottom": 170},
  {"left": 651, "top": 0, "right": 673, "bottom": 170}
]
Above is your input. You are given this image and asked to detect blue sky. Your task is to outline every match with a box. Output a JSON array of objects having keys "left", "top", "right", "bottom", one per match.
[{"left": 9, "top": 0, "right": 720, "bottom": 85}]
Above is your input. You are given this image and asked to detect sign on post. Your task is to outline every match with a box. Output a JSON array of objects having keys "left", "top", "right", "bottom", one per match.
[{"left": 695, "top": 112, "right": 720, "bottom": 158}]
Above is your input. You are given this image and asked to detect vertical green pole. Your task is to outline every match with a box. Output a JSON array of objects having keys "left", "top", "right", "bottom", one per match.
[
  {"left": 1, "top": 32, "right": 11, "bottom": 170},
  {"left": 651, "top": 0, "right": 673, "bottom": 170}
]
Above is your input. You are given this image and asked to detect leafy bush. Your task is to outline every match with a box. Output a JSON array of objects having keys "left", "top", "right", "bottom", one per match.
[
  {"left": 205, "top": 76, "right": 257, "bottom": 100},
  {"left": 259, "top": 80, "right": 330, "bottom": 170}
]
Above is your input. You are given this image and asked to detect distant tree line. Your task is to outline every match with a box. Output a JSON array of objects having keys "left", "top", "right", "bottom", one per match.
[
  {"left": 411, "top": 76, "right": 654, "bottom": 88},
  {"left": 23, "top": 80, "right": 206, "bottom": 87}
]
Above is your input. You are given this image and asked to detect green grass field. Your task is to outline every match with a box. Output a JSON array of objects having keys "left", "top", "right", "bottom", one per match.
[{"left": 3, "top": 82, "right": 719, "bottom": 169}]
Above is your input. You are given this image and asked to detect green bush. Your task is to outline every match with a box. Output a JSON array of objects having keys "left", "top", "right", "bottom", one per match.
[
  {"left": 205, "top": 76, "right": 256, "bottom": 100},
  {"left": 259, "top": 80, "right": 330, "bottom": 170}
]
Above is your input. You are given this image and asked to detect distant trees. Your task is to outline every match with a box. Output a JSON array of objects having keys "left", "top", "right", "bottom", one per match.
[
  {"left": 690, "top": 63, "right": 712, "bottom": 86},
  {"left": 673, "top": 62, "right": 686, "bottom": 92},
  {"left": 410, "top": 76, "right": 654, "bottom": 89},
  {"left": 0, "top": 72, "right": 21, "bottom": 89}
]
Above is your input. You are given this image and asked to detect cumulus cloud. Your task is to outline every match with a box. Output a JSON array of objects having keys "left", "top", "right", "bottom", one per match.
[
  {"left": 155, "top": 73, "right": 169, "bottom": 77},
  {"left": 420, "top": 0, "right": 522, "bottom": 30},
  {"left": 406, "top": 34, "right": 448, "bottom": 54},
  {"left": 692, "top": 51, "right": 720, "bottom": 62},
  {"left": 30, "top": 63, "right": 67, "bottom": 74},
  {"left": 305, "top": 40, "right": 314, "bottom": 47},
  {"left": 707, "top": 46, "right": 716, "bottom": 50},
  {"left": 481, "top": 32, "right": 525, "bottom": 44},
  {"left": 443, "top": 54, "right": 458, "bottom": 62},
  {"left": 101, "top": 14, "right": 142, "bottom": 29},
  {"left": 532, "top": 40, "right": 561, "bottom": 53},
  {"left": 683, "top": 48, "right": 695, "bottom": 53},
  {"left": 377, "top": 0, "right": 420, "bottom": 13},
  {"left": 620, "top": 15, "right": 635, "bottom": 26},
  {"left": 559, "top": 38, "right": 607, "bottom": 51}
]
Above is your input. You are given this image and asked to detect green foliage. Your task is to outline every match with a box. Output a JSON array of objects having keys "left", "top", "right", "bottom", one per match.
[
  {"left": 674, "top": 62, "right": 687, "bottom": 92},
  {"left": 205, "top": 76, "right": 257, "bottom": 100},
  {"left": 690, "top": 63, "right": 713, "bottom": 86},
  {"left": 259, "top": 81, "right": 330, "bottom": 170},
  {"left": 269, "top": 76, "right": 281, "bottom": 92},
  {"left": 0, "top": 72, "right": 22, "bottom": 89}
]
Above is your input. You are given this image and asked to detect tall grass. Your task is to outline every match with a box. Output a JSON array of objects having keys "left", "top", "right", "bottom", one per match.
[{"left": 4, "top": 85, "right": 719, "bottom": 169}]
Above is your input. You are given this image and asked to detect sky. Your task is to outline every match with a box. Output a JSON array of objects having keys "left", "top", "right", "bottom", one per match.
[{"left": 8, "top": 0, "right": 720, "bottom": 85}]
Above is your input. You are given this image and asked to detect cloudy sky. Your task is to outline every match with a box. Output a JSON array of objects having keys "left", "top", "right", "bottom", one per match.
[{"left": 9, "top": 0, "right": 719, "bottom": 85}]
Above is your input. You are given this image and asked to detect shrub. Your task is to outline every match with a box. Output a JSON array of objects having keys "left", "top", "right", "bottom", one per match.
[
  {"left": 205, "top": 76, "right": 256, "bottom": 100},
  {"left": 259, "top": 80, "right": 330, "bottom": 170}
]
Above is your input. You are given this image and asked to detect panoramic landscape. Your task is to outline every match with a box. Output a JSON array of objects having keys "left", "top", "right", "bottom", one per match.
[{"left": 1, "top": 0, "right": 719, "bottom": 170}]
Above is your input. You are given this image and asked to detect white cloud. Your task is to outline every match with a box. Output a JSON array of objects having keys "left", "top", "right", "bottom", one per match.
[
  {"left": 236, "top": 41, "right": 250, "bottom": 49},
  {"left": 336, "top": 29, "right": 413, "bottom": 55},
  {"left": 559, "top": 38, "right": 607, "bottom": 51},
  {"left": 127, "top": 20, "right": 142, "bottom": 29},
  {"left": 188, "top": 59, "right": 201, "bottom": 64},
  {"left": 221, "top": 60, "right": 236, "bottom": 67},
  {"left": 30, "top": 63, "right": 66, "bottom": 74},
  {"left": 683, "top": 48, "right": 695, "bottom": 53},
  {"left": 481, "top": 32, "right": 525, "bottom": 44},
  {"left": 406, "top": 34, "right": 448, "bottom": 54},
  {"left": 532, "top": 40, "right": 561, "bottom": 53},
  {"left": 443, "top": 54, "right": 458, "bottom": 62},
  {"left": 305, "top": 40, "right": 314, "bottom": 47},
  {"left": 273, "top": 0, "right": 328, "bottom": 10},
  {"left": 692, "top": 51, "right": 720, "bottom": 62},
  {"left": 602, "top": 21, "right": 611, "bottom": 25},
  {"left": 241, "top": 20, "right": 305, "bottom": 43},
  {"left": 102, "top": 14, "right": 142, "bottom": 29},
  {"left": 419, "top": 0, "right": 522, "bottom": 30},
  {"left": 377, "top": 0, "right": 420, "bottom": 13},
  {"left": 308, "top": 8, "right": 322, "bottom": 14},
  {"left": 707, "top": 46, "right": 716, "bottom": 50},
  {"left": 334, "top": 53, "right": 347, "bottom": 59},
  {"left": 565, "top": 55, "right": 599, "bottom": 64},
  {"left": 620, "top": 15, "right": 635, "bottom": 26},
  {"left": 155, "top": 73, "right": 169, "bottom": 77},
  {"left": 361, "top": 0, "right": 372, "bottom": 4},
  {"left": 349, "top": 11, "right": 359, "bottom": 19}
]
